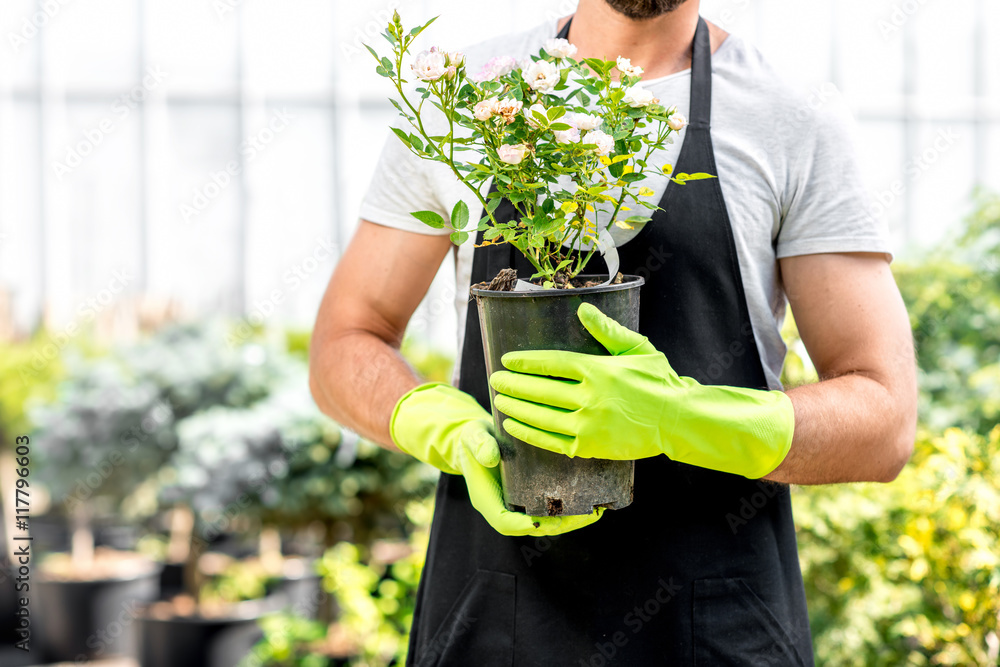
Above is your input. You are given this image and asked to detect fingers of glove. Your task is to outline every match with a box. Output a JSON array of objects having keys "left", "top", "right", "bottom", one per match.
[
  {"left": 494, "top": 394, "right": 577, "bottom": 437},
  {"left": 501, "top": 417, "right": 581, "bottom": 458},
  {"left": 577, "top": 302, "right": 654, "bottom": 356},
  {"left": 489, "top": 370, "right": 581, "bottom": 411},
  {"left": 499, "top": 350, "right": 587, "bottom": 381},
  {"left": 461, "top": 447, "right": 560, "bottom": 536},
  {"left": 461, "top": 448, "right": 605, "bottom": 536},
  {"left": 531, "top": 507, "right": 606, "bottom": 536},
  {"left": 459, "top": 420, "right": 501, "bottom": 468}
]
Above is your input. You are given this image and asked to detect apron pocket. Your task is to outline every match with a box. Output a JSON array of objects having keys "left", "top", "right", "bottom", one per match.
[
  {"left": 692, "top": 577, "right": 808, "bottom": 667},
  {"left": 415, "top": 569, "right": 515, "bottom": 667}
]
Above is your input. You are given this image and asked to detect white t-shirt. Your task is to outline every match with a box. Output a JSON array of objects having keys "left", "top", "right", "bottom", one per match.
[{"left": 359, "top": 18, "right": 892, "bottom": 390}]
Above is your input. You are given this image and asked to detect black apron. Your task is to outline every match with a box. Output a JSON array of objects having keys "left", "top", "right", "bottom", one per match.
[{"left": 406, "top": 17, "right": 814, "bottom": 666}]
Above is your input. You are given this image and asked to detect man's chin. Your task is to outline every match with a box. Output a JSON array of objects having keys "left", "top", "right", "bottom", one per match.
[{"left": 603, "top": 0, "right": 689, "bottom": 20}]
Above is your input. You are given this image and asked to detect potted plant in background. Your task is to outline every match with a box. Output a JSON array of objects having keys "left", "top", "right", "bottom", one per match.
[
  {"left": 147, "top": 362, "right": 437, "bottom": 667},
  {"left": 241, "top": 497, "right": 434, "bottom": 667},
  {"left": 30, "top": 355, "right": 173, "bottom": 663},
  {"left": 134, "top": 337, "right": 311, "bottom": 667},
  {"left": 368, "top": 13, "right": 711, "bottom": 515}
]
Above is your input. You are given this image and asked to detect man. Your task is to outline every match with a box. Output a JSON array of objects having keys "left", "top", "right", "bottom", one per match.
[{"left": 309, "top": 0, "right": 918, "bottom": 663}]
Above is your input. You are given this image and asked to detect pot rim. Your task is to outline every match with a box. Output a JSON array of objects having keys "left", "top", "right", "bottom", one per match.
[
  {"left": 37, "top": 561, "right": 164, "bottom": 585},
  {"left": 137, "top": 597, "right": 275, "bottom": 623},
  {"left": 471, "top": 273, "right": 645, "bottom": 298}
]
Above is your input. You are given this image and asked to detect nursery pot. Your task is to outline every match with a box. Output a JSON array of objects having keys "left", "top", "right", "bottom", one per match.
[
  {"left": 138, "top": 611, "right": 264, "bottom": 667},
  {"left": 471, "top": 274, "right": 644, "bottom": 516},
  {"left": 35, "top": 564, "right": 161, "bottom": 662}
]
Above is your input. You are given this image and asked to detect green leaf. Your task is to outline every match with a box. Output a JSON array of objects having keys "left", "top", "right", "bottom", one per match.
[
  {"left": 380, "top": 56, "right": 394, "bottom": 71},
  {"left": 624, "top": 215, "right": 652, "bottom": 224},
  {"left": 407, "top": 16, "right": 438, "bottom": 40},
  {"left": 389, "top": 98, "right": 408, "bottom": 117},
  {"left": 674, "top": 172, "right": 717, "bottom": 182},
  {"left": 390, "top": 127, "right": 412, "bottom": 148},
  {"left": 450, "top": 231, "right": 469, "bottom": 245},
  {"left": 620, "top": 172, "right": 644, "bottom": 183},
  {"left": 410, "top": 210, "right": 445, "bottom": 228},
  {"left": 486, "top": 197, "right": 503, "bottom": 213},
  {"left": 546, "top": 106, "right": 566, "bottom": 121},
  {"left": 549, "top": 122, "right": 572, "bottom": 131},
  {"left": 364, "top": 44, "right": 380, "bottom": 62},
  {"left": 451, "top": 200, "right": 470, "bottom": 230}
]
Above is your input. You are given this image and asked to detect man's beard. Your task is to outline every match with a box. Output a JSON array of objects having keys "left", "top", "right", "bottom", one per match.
[{"left": 604, "top": 0, "right": 689, "bottom": 20}]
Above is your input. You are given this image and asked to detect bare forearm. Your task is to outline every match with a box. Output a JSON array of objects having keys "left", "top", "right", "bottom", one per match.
[
  {"left": 764, "top": 374, "right": 916, "bottom": 485},
  {"left": 309, "top": 330, "right": 422, "bottom": 450},
  {"left": 308, "top": 221, "right": 453, "bottom": 450}
]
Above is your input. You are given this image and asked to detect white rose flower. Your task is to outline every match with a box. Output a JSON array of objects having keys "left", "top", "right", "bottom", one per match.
[
  {"left": 525, "top": 103, "right": 547, "bottom": 129},
  {"left": 569, "top": 112, "right": 602, "bottom": 131},
  {"left": 616, "top": 56, "right": 644, "bottom": 77},
  {"left": 496, "top": 99, "right": 524, "bottom": 124},
  {"left": 668, "top": 113, "right": 688, "bottom": 131},
  {"left": 553, "top": 126, "right": 580, "bottom": 144},
  {"left": 470, "top": 55, "right": 516, "bottom": 82},
  {"left": 544, "top": 38, "right": 578, "bottom": 59},
  {"left": 498, "top": 143, "right": 529, "bottom": 164},
  {"left": 523, "top": 59, "right": 561, "bottom": 93},
  {"left": 411, "top": 48, "right": 448, "bottom": 81},
  {"left": 446, "top": 51, "right": 465, "bottom": 67},
  {"left": 586, "top": 129, "right": 615, "bottom": 155},
  {"left": 474, "top": 98, "right": 499, "bottom": 121},
  {"left": 622, "top": 84, "right": 656, "bottom": 107}
]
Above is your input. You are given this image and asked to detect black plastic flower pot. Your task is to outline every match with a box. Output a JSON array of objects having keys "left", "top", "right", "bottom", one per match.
[
  {"left": 471, "top": 274, "right": 644, "bottom": 516},
  {"left": 137, "top": 610, "right": 264, "bottom": 667},
  {"left": 35, "top": 564, "right": 161, "bottom": 662}
]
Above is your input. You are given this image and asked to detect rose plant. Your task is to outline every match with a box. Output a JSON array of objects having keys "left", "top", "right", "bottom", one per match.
[{"left": 368, "top": 12, "right": 711, "bottom": 287}]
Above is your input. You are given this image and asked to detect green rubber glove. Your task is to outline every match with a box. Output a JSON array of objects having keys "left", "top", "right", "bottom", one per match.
[
  {"left": 488, "top": 304, "right": 795, "bottom": 479},
  {"left": 390, "top": 382, "right": 605, "bottom": 535}
]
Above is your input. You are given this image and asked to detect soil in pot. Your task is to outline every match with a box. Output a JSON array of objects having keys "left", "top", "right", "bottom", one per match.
[
  {"left": 35, "top": 548, "right": 161, "bottom": 663},
  {"left": 471, "top": 272, "right": 644, "bottom": 517}
]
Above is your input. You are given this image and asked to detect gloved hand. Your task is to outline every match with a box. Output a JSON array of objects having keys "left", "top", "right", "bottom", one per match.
[
  {"left": 390, "top": 382, "right": 605, "bottom": 535},
  {"left": 488, "top": 303, "right": 795, "bottom": 479}
]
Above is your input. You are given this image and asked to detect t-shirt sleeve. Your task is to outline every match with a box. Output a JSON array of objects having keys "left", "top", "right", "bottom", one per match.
[
  {"left": 358, "top": 123, "right": 452, "bottom": 236},
  {"left": 775, "top": 103, "right": 893, "bottom": 261}
]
